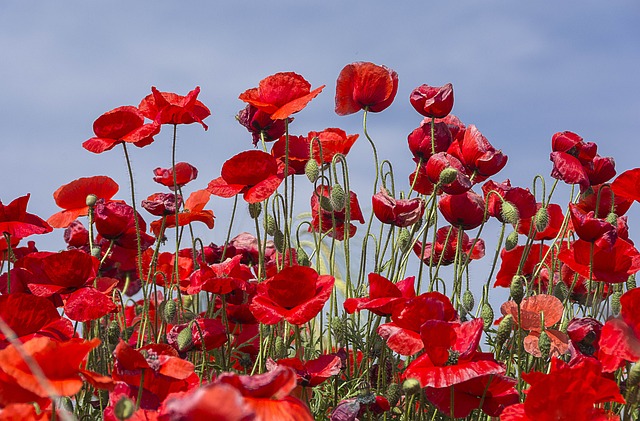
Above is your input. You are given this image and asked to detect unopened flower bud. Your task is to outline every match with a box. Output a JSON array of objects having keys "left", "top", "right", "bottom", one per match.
[
  {"left": 628, "top": 361, "right": 640, "bottom": 388},
  {"left": 397, "top": 228, "right": 411, "bottom": 253},
  {"left": 264, "top": 214, "right": 276, "bottom": 236},
  {"left": 500, "top": 201, "right": 520, "bottom": 225},
  {"left": 91, "top": 246, "right": 102, "bottom": 259},
  {"left": 553, "top": 281, "right": 568, "bottom": 302},
  {"left": 319, "top": 195, "right": 333, "bottom": 212},
  {"left": 114, "top": 396, "right": 135, "bottom": 420},
  {"left": 163, "top": 300, "right": 178, "bottom": 324},
  {"left": 534, "top": 207, "right": 550, "bottom": 232},
  {"left": 304, "top": 159, "right": 320, "bottom": 183},
  {"left": 481, "top": 303, "right": 494, "bottom": 331},
  {"left": 402, "top": 378, "right": 422, "bottom": 396},
  {"left": 297, "top": 246, "right": 310, "bottom": 267},
  {"left": 496, "top": 314, "right": 514, "bottom": 347},
  {"left": 606, "top": 212, "right": 618, "bottom": 226},
  {"left": 627, "top": 274, "right": 636, "bottom": 290},
  {"left": 274, "top": 336, "right": 286, "bottom": 358},
  {"left": 86, "top": 194, "right": 98, "bottom": 207},
  {"left": 177, "top": 325, "right": 193, "bottom": 352},
  {"left": 107, "top": 320, "right": 120, "bottom": 344},
  {"left": 248, "top": 202, "right": 262, "bottom": 219},
  {"left": 611, "top": 291, "right": 623, "bottom": 316},
  {"left": 385, "top": 383, "right": 402, "bottom": 407},
  {"left": 462, "top": 290, "right": 475, "bottom": 312},
  {"left": 330, "top": 184, "right": 346, "bottom": 211},
  {"left": 439, "top": 167, "right": 458, "bottom": 185},
  {"left": 274, "top": 229, "right": 285, "bottom": 253},
  {"left": 182, "top": 294, "right": 193, "bottom": 309},
  {"left": 510, "top": 275, "right": 525, "bottom": 304},
  {"left": 504, "top": 231, "right": 519, "bottom": 251},
  {"left": 538, "top": 330, "right": 551, "bottom": 359}
]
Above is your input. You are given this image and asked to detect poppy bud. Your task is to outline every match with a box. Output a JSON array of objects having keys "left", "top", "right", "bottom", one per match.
[
  {"left": 559, "top": 318, "right": 569, "bottom": 334},
  {"left": 114, "top": 396, "right": 135, "bottom": 420},
  {"left": 107, "top": 320, "right": 120, "bottom": 344},
  {"left": 248, "top": 202, "right": 262, "bottom": 219},
  {"left": 297, "top": 246, "right": 310, "bottom": 267},
  {"left": 182, "top": 294, "right": 193, "bottom": 308},
  {"left": 86, "top": 194, "right": 98, "bottom": 207},
  {"left": 438, "top": 167, "right": 458, "bottom": 185},
  {"left": 481, "top": 303, "right": 494, "bottom": 331},
  {"left": 385, "top": 383, "right": 401, "bottom": 407},
  {"left": 534, "top": 206, "right": 550, "bottom": 232},
  {"left": 510, "top": 275, "right": 525, "bottom": 304},
  {"left": 627, "top": 274, "right": 636, "bottom": 290},
  {"left": 305, "top": 159, "right": 320, "bottom": 183},
  {"left": 91, "top": 246, "right": 101, "bottom": 258},
  {"left": 177, "top": 325, "right": 193, "bottom": 352},
  {"left": 331, "top": 184, "right": 346, "bottom": 211},
  {"left": 500, "top": 201, "right": 519, "bottom": 225},
  {"left": 606, "top": 212, "right": 618, "bottom": 226},
  {"left": 504, "top": 231, "right": 519, "bottom": 251},
  {"left": 397, "top": 228, "right": 411, "bottom": 253},
  {"left": 274, "top": 336, "right": 286, "bottom": 358},
  {"left": 462, "top": 290, "right": 475, "bottom": 312},
  {"left": 611, "top": 291, "right": 622, "bottom": 316},
  {"left": 163, "top": 299, "right": 178, "bottom": 324},
  {"left": 538, "top": 330, "right": 551, "bottom": 359},
  {"left": 496, "top": 314, "right": 514, "bottom": 348},
  {"left": 274, "top": 229, "right": 285, "bottom": 253},
  {"left": 628, "top": 362, "right": 640, "bottom": 388},
  {"left": 319, "top": 195, "right": 333, "bottom": 212},
  {"left": 553, "top": 282, "right": 568, "bottom": 302},
  {"left": 264, "top": 214, "right": 276, "bottom": 236},
  {"left": 402, "top": 378, "right": 422, "bottom": 396}
]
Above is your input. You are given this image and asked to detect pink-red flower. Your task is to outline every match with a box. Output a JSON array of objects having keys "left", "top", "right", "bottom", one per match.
[
  {"left": 438, "top": 190, "right": 487, "bottom": 230},
  {"left": 371, "top": 188, "right": 425, "bottom": 227},
  {"left": 239, "top": 72, "right": 324, "bottom": 120},
  {"left": 344, "top": 273, "right": 416, "bottom": 316},
  {"left": 310, "top": 185, "right": 365, "bottom": 240},
  {"left": 266, "top": 355, "right": 342, "bottom": 387},
  {"left": 238, "top": 104, "right": 291, "bottom": 146},
  {"left": 413, "top": 225, "right": 485, "bottom": 267},
  {"left": 138, "top": 86, "right": 211, "bottom": 129},
  {"left": 335, "top": 62, "right": 398, "bottom": 115},
  {"left": 82, "top": 105, "right": 160, "bottom": 153},
  {"left": 410, "top": 83, "right": 454, "bottom": 118},
  {"left": 150, "top": 189, "right": 215, "bottom": 237},
  {"left": 448, "top": 124, "right": 507, "bottom": 183},
  {"left": 153, "top": 162, "right": 198, "bottom": 190}
]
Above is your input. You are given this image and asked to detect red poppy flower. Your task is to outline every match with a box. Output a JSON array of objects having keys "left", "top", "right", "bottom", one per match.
[
  {"left": 138, "top": 86, "right": 211, "bottom": 129},
  {"left": 308, "top": 128, "right": 359, "bottom": 165},
  {"left": 569, "top": 203, "right": 617, "bottom": 246},
  {"left": 310, "top": 185, "right": 365, "bottom": 240},
  {"left": 344, "top": 273, "right": 416, "bottom": 316},
  {"left": 93, "top": 199, "right": 155, "bottom": 250},
  {"left": 207, "top": 150, "right": 286, "bottom": 203},
  {"left": 447, "top": 124, "right": 507, "bottom": 183},
  {"left": 141, "top": 249, "right": 194, "bottom": 289},
  {"left": 371, "top": 188, "right": 425, "bottom": 227},
  {"left": 160, "top": 382, "right": 256, "bottom": 420},
  {"left": 47, "top": 176, "right": 119, "bottom": 228},
  {"left": 566, "top": 317, "right": 603, "bottom": 360},
  {"left": 612, "top": 167, "right": 640, "bottom": 203},
  {"left": 186, "top": 254, "right": 250, "bottom": 295},
  {"left": 150, "top": 189, "right": 215, "bottom": 237},
  {"left": 424, "top": 152, "right": 472, "bottom": 195},
  {"left": 408, "top": 120, "right": 453, "bottom": 162},
  {"left": 153, "top": 162, "right": 198, "bottom": 190},
  {"left": 482, "top": 180, "right": 537, "bottom": 224},
  {"left": 599, "top": 288, "right": 640, "bottom": 365},
  {"left": 0, "top": 194, "right": 52, "bottom": 240},
  {"left": 500, "top": 357, "right": 623, "bottom": 421},
  {"left": 142, "top": 192, "right": 181, "bottom": 217},
  {"left": 266, "top": 355, "right": 342, "bottom": 387},
  {"left": 238, "top": 104, "right": 291, "bottom": 146},
  {"left": 335, "top": 62, "right": 398, "bottom": 115},
  {"left": 82, "top": 105, "right": 160, "bottom": 153},
  {"left": 494, "top": 243, "right": 551, "bottom": 288},
  {"left": 410, "top": 83, "right": 454, "bottom": 118},
  {"left": 438, "top": 190, "right": 487, "bottom": 230},
  {"left": 408, "top": 163, "right": 435, "bottom": 196},
  {"left": 413, "top": 225, "right": 485, "bottom": 267},
  {"left": 0, "top": 337, "right": 100, "bottom": 405},
  {"left": 518, "top": 202, "right": 564, "bottom": 241},
  {"left": 558, "top": 238, "right": 640, "bottom": 284},
  {"left": 377, "top": 292, "right": 457, "bottom": 356},
  {"left": 167, "top": 317, "right": 228, "bottom": 353},
  {"left": 239, "top": 72, "right": 324, "bottom": 120},
  {"left": 424, "top": 374, "right": 519, "bottom": 418},
  {"left": 250, "top": 265, "right": 334, "bottom": 325},
  {"left": 403, "top": 318, "right": 504, "bottom": 388},
  {"left": 501, "top": 295, "right": 569, "bottom": 358},
  {"left": 577, "top": 183, "right": 633, "bottom": 218}
]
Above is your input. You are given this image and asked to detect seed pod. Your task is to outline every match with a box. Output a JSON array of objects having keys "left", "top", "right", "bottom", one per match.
[
  {"left": 496, "top": 314, "right": 514, "bottom": 348},
  {"left": 481, "top": 303, "right": 494, "bottom": 331},
  {"left": 177, "top": 325, "right": 193, "bottom": 352},
  {"left": 163, "top": 299, "right": 178, "bottom": 324},
  {"left": 304, "top": 159, "right": 319, "bottom": 183},
  {"left": 397, "top": 228, "right": 411, "bottom": 253},
  {"left": 611, "top": 291, "right": 623, "bottom": 316},
  {"left": 330, "top": 184, "right": 346, "bottom": 211},
  {"left": 510, "top": 275, "right": 525, "bottom": 305},
  {"left": 402, "top": 378, "right": 422, "bottom": 396},
  {"left": 264, "top": 214, "right": 276, "bottom": 236},
  {"left": 462, "top": 290, "right": 475, "bottom": 312},
  {"left": 534, "top": 206, "right": 550, "bottom": 232},
  {"left": 438, "top": 167, "right": 458, "bottom": 185},
  {"left": 538, "top": 330, "right": 551, "bottom": 359},
  {"left": 385, "top": 383, "right": 402, "bottom": 407},
  {"left": 248, "top": 202, "right": 262, "bottom": 219},
  {"left": 500, "top": 201, "right": 520, "bottom": 225},
  {"left": 504, "top": 230, "right": 519, "bottom": 251},
  {"left": 86, "top": 194, "right": 98, "bottom": 207},
  {"left": 114, "top": 396, "right": 135, "bottom": 420}
]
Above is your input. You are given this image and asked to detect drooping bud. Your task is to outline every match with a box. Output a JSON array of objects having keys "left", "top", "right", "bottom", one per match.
[
  {"left": 462, "top": 290, "right": 475, "bottom": 312},
  {"left": 163, "top": 299, "right": 178, "bottom": 324},
  {"left": 107, "top": 320, "right": 121, "bottom": 344},
  {"left": 611, "top": 291, "right": 623, "bottom": 316},
  {"left": 274, "top": 229, "right": 285, "bottom": 253},
  {"left": 182, "top": 294, "right": 193, "bottom": 309},
  {"left": 402, "top": 378, "right": 422, "bottom": 396},
  {"left": 304, "top": 159, "right": 320, "bottom": 183},
  {"left": 500, "top": 201, "right": 520, "bottom": 225},
  {"left": 297, "top": 246, "right": 310, "bottom": 267},
  {"left": 504, "top": 230, "right": 519, "bottom": 251},
  {"left": 534, "top": 206, "right": 550, "bottom": 232},
  {"left": 496, "top": 314, "right": 514, "bottom": 348},
  {"left": 177, "top": 325, "right": 193, "bottom": 352},
  {"left": 606, "top": 212, "right": 618, "bottom": 226},
  {"left": 385, "top": 383, "right": 402, "bottom": 407},
  {"left": 114, "top": 396, "right": 135, "bottom": 420},
  {"left": 481, "top": 302, "right": 494, "bottom": 331},
  {"left": 510, "top": 275, "right": 525, "bottom": 304},
  {"left": 274, "top": 336, "right": 286, "bottom": 358},
  {"left": 264, "top": 214, "right": 277, "bottom": 236},
  {"left": 538, "top": 330, "right": 551, "bottom": 359},
  {"left": 86, "top": 194, "right": 98, "bottom": 207},
  {"left": 319, "top": 195, "right": 333, "bottom": 212},
  {"left": 330, "top": 184, "right": 346, "bottom": 211},
  {"left": 628, "top": 361, "right": 640, "bottom": 388},
  {"left": 248, "top": 202, "right": 262, "bottom": 219},
  {"left": 438, "top": 167, "right": 458, "bottom": 185},
  {"left": 628, "top": 274, "right": 637, "bottom": 290},
  {"left": 397, "top": 228, "right": 412, "bottom": 253},
  {"left": 553, "top": 282, "right": 568, "bottom": 302}
]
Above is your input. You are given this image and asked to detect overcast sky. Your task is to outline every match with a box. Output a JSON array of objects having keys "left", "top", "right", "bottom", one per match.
[{"left": 1, "top": 1, "right": 639, "bottom": 257}]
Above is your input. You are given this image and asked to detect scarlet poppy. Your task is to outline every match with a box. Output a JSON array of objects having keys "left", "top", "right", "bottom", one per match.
[
  {"left": 331, "top": 395, "right": 390, "bottom": 420},
  {"left": 0, "top": 194, "right": 52, "bottom": 240},
  {"left": 160, "top": 382, "right": 256, "bottom": 420},
  {"left": 141, "top": 248, "right": 194, "bottom": 289},
  {"left": 266, "top": 355, "right": 342, "bottom": 387},
  {"left": 599, "top": 287, "right": 640, "bottom": 365},
  {"left": 344, "top": 273, "right": 416, "bottom": 316},
  {"left": 407, "top": 119, "right": 453, "bottom": 161},
  {"left": 239, "top": 72, "right": 324, "bottom": 120},
  {"left": 138, "top": 86, "right": 211, "bottom": 129},
  {"left": 238, "top": 104, "right": 290, "bottom": 146},
  {"left": 47, "top": 175, "right": 119, "bottom": 228},
  {"left": 153, "top": 162, "right": 198, "bottom": 190},
  {"left": 413, "top": 225, "right": 485, "bottom": 267},
  {"left": 82, "top": 105, "right": 160, "bottom": 153},
  {"left": 494, "top": 243, "right": 551, "bottom": 288},
  {"left": 187, "top": 254, "right": 252, "bottom": 295},
  {"left": 410, "top": 83, "right": 454, "bottom": 118},
  {"left": 167, "top": 317, "right": 228, "bottom": 353},
  {"left": 482, "top": 180, "right": 537, "bottom": 225},
  {"left": 448, "top": 124, "right": 507, "bottom": 183},
  {"left": 566, "top": 317, "right": 603, "bottom": 359},
  {"left": 309, "top": 185, "right": 365, "bottom": 240},
  {"left": 558, "top": 238, "right": 640, "bottom": 284},
  {"left": 207, "top": 150, "right": 286, "bottom": 203},
  {"left": 93, "top": 199, "right": 155, "bottom": 250},
  {"left": 518, "top": 203, "right": 564, "bottom": 241},
  {"left": 308, "top": 128, "right": 359, "bottom": 165},
  {"left": 424, "top": 152, "right": 472, "bottom": 195},
  {"left": 438, "top": 190, "right": 487, "bottom": 230},
  {"left": 569, "top": 203, "right": 617, "bottom": 246},
  {"left": 270, "top": 134, "right": 310, "bottom": 174},
  {"left": 577, "top": 183, "right": 633, "bottom": 218},
  {"left": 149, "top": 189, "right": 215, "bottom": 237},
  {"left": 335, "top": 61, "right": 398, "bottom": 115},
  {"left": 250, "top": 265, "right": 335, "bottom": 325},
  {"left": 371, "top": 188, "right": 425, "bottom": 227},
  {"left": 612, "top": 167, "right": 640, "bottom": 203}
]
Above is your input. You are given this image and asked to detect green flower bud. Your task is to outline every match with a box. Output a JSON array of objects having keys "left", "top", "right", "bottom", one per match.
[
  {"left": 296, "top": 246, "right": 310, "bottom": 267},
  {"left": 177, "top": 325, "right": 193, "bottom": 352},
  {"left": 304, "top": 159, "right": 320, "bottom": 183},
  {"left": 481, "top": 303, "right": 494, "bottom": 331},
  {"left": 248, "top": 202, "right": 262, "bottom": 219},
  {"left": 182, "top": 294, "right": 193, "bottom": 309},
  {"left": 330, "top": 184, "right": 346, "bottom": 211},
  {"left": 510, "top": 275, "right": 525, "bottom": 304},
  {"left": 274, "top": 229, "right": 285, "bottom": 253},
  {"left": 627, "top": 274, "right": 637, "bottom": 290},
  {"left": 606, "top": 212, "right": 618, "bottom": 226},
  {"left": 504, "top": 230, "right": 519, "bottom": 251},
  {"left": 319, "top": 195, "right": 333, "bottom": 212},
  {"left": 462, "top": 290, "right": 475, "bottom": 312},
  {"left": 274, "top": 336, "right": 286, "bottom": 358},
  {"left": 611, "top": 291, "right": 623, "bottom": 316},
  {"left": 264, "top": 214, "right": 277, "bottom": 236},
  {"left": 534, "top": 206, "right": 550, "bottom": 232},
  {"left": 114, "top": 396, "right": 135, "bottom": 420},
  {"left": 439, "top": 167, "right": 458, "bottom": 185},
  {"left": 628, "top": 361, "right": 640, "bottom": 388},
  {"left": 500, "top": 201, "right": 520, "bottom": 225},
  {"left": 538, "top": 330, "right": 551, "bottom": 359},
  {"left": 163, "top": 300, "right": 178, "bottom": 324},
  {"left": 496, "top": 314, "right": 514, "bottom": 348},
  {"left": 385, "top": 383, "right": 402, "bottom": 407},
  {"left": 402, "top": 378, "right": 422, "bottom": 396},
  {"left": 107, "top": 320, "right": 121, "bottom": 344},
  {"left": 86, "top": 194, "right": 98, "bottom": 207},
  {"left": 553, "top": 281, "right": 568, "bottom": 302},
  {"left": 397, "top": 228, "right": 412, "bottom": 253},
  {"left": 91, "top": 246, "right": 102, "bottom": 259}
]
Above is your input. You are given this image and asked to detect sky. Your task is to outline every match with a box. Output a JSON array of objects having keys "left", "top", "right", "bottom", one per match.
[{"left": 1, "top": 1, "right": 639, "bottom": 271}]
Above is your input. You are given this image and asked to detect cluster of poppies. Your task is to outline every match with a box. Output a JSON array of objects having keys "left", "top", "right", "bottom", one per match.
[{"left": 1, "top": 62, "right": 640, "bottom": 420}]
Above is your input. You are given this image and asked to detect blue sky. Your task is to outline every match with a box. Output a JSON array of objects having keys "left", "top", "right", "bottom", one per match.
[{"left": 1, "top": 1, "right": 639, "bottom": 254}]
